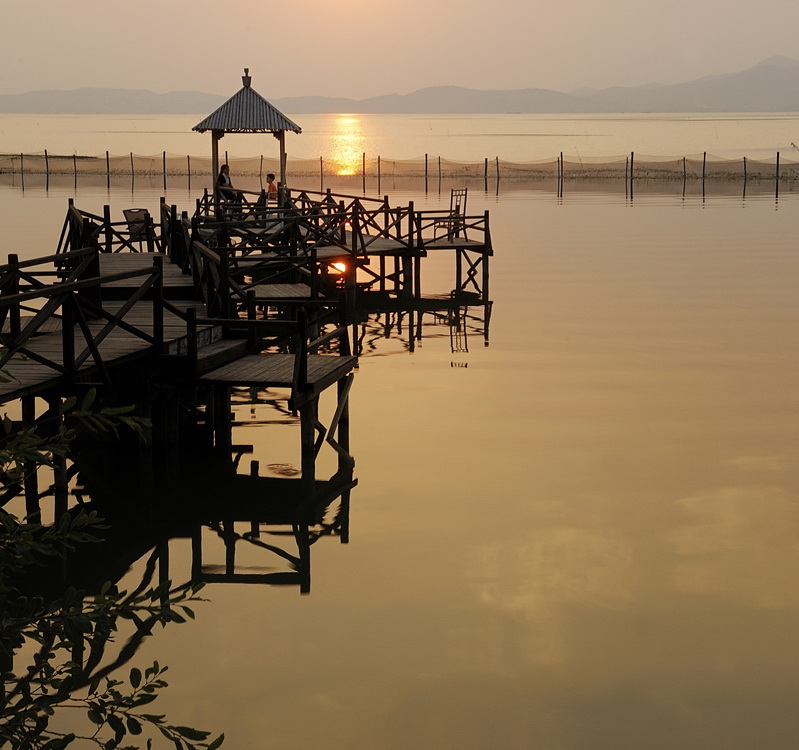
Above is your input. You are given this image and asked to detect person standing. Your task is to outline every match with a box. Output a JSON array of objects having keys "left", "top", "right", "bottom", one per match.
[{"left": 266, "top": 172, "right": 278, "bottom": 201}]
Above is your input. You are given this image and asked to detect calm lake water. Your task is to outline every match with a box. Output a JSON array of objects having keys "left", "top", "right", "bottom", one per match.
[
  {"left": 2, "top": 114, "right": 799, "bottom": 749},
  {"left": 3, "top": 111, "right": 799, "bottom": 161}
]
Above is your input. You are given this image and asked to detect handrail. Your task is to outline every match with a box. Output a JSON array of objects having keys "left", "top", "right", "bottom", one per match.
[{"left": 0, "top": 261, "right": 163, "bottom": 381}]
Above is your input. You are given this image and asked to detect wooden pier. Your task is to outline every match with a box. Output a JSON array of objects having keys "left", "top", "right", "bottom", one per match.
[{"left": 0, "top": 186, "right": 492, "bottom": 594}]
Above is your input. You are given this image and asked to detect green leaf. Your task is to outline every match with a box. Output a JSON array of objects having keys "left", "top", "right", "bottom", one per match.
[
  {"left": 87, "top": 708, "right": 104, "bottom": 725},
  {"left": 130, "top": 667, "right": 142, "bottom": 688},
  {"left": 41, "top": 735, "right": 76, "bottom": 750},
  {"left": 60, "top": 396, "right": 77, "bottom": 414},
  {"left": 174, "top": 726, "right": 210, "bottom": 741},
  {"left": 107, "top": 712, "right": 126, "bottom": 740},
  {"left": 80, "top": 388, "right": 96, "bottom": 411},
  {"left": 207, "top": 733, "right": 225, "bottom": 750},
  {"left": 141, "top": 713, "right": 166, "bottom": 724},
  {"left": 127, "top": 716, "right": 143, "bottom": 735}
]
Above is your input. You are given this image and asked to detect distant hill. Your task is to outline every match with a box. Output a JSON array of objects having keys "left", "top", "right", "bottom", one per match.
[
  {"left": 580, "top": 56, "right": 799, "bottom": 112},
  {"left": 0, "top": 88, "right": 225, "bottom": 114},
  {"left": 271, "top": 86, "right": 620, "bottom": 114},
  {"left": 2, "top": 58, "right": 799, "bottom": 114}
]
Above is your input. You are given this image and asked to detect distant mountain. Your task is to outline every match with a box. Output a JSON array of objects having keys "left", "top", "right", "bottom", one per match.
[
  {"left": 271, "top": 86, "right": 620, "bottom": 114},
  {"left": 2, "top": 58, "right": 799, "bottom": 114},
  {"left": 581, "top": 56, "right": 799, "bottom": 112},
  {"left": 0, "top": 88, "right": 225, "bottom": 114}
]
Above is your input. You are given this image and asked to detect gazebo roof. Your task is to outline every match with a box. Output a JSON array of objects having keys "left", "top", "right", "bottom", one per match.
[{"left": 193, "top": 70, "right": 301, "bottom": 134}]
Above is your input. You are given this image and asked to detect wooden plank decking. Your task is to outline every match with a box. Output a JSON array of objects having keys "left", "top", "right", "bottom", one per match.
[
  {"left": 0, "top": 252, "right": 356, "bottom": 403},
  {"left": 199, "top": 353, "right": 356, "bottom": 396}
]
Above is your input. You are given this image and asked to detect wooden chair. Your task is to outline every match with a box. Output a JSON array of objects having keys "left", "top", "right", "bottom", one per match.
[
  {"left": 123, "top": 208, "right": 152, "bottom": 252},
  {"left": 433, "top": 188, "right": 468, "bottom": 240}
]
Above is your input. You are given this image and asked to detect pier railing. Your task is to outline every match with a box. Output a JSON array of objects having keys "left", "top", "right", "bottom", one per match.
[
  {"left": 0, "top": 252, "right": 164, "bottom": 381},
  {"left": 57, "top": 201, "right": 163, "bottom": 255}
]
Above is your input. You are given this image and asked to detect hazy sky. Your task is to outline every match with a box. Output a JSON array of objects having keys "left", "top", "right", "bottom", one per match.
[{"left": 3, "top": 0, "right": 799, "bottom": 99}]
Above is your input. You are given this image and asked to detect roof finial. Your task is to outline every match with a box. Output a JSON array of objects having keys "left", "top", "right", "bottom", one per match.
[{"left": 242, "top": 68, "right": 251, "bottom": 88}]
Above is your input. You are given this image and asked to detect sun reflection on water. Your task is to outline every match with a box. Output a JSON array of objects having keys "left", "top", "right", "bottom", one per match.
[{"left": 329, "top": 115, "right": 365, "bottom": 176}]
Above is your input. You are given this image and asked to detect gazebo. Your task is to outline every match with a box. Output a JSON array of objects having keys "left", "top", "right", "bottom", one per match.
[{"left": 193, "top": 69, "right": 302, "bottom": 192}]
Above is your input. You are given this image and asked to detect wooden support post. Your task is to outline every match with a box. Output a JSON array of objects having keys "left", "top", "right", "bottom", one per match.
[
  {"left": 377, "top": 155, "right": 381, "bottom": 194},
  {"left": 145, "top": 210, "right": 156, "bottom": 253},
  {"left": 219, "top": 248, "right": 230, "bottom": 319},
  {"left": 297, "top": 521, "right": 311, "bottom": 594},
  {"left": 482, "top": 210, "right": 491, "bottom": 304},
  {"left": 425, "top": 153, "right": 429, "bottom": 193},
  {"left": 250, "top": 461, "right": 260, "bottom": 539},
  {"left": 106, "top": 151, "right": 110, "bottom": 189},
  {"left": 162, "top": 151, "right": 167, "bottom": 191},
  {"left": 62, "top": 297, "right": 75, "bottom": 378},
  {"left": 103, "top": 205, "right": 112, "bottom": 252},
  {"left": 158, "top": 539, "right": 170, "bottom": 591},
  {"left": 20, "top": 153, "right": 24, "bottom": 190},
  {"left": 8, "top": 254, "right": 20, "bottom": 338},
  {"left": 213, "top": 385, "right": 232, "bottom": 457},
  {"left": 404, "top": 201, "right": 415, "bottom": 298},
  {"left": 152, "top": 255, "right": 164, "bottom": 351},
  {"left": 191, "top": 525, "right": 203, "bottom": 581},
  {"left": 362, "top": 152, "right": 366, "bottom": 194},
  {"left": 187, "top": 154, "right": 191, "bottom": 189},
  {"left": 44, "top": 148, "right": 50, "bottom": 181},
  {"left": 336, "top": 376, "right": 351, "bottom": 474},
  {"left": 300, "top": 396, "right": 317, "bottom": 507},
  {"left": 320, "top": 156, "right": 324, "bottom": 192},
  {"left": 22, "top": 396, "right": 40, "bottom": 522},
  {"left": 73, "top": 154, "right": 77, "bottom": 187},
  {"left": 776, "top": 151, "right": 780, "bottom": 200}
]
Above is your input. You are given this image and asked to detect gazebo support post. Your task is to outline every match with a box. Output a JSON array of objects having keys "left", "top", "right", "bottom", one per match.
[
  {"left": 278, "top": 131, "right": 287, "bottom": 187},
  {"left": 211, "top": 130, "right": 224, "bottom": 198}
]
